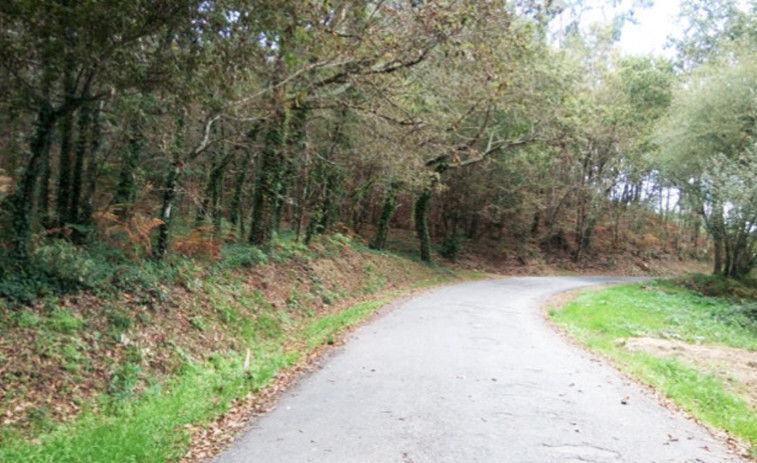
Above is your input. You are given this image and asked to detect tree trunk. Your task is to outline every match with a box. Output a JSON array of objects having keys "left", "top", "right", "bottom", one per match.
[
  {"left": 155, "top": 116, "right": 185, "bottom": 260},
  {"left": 711, "top": 204, "right": 725, "bottom": 275},
  {"left": 304, "top": 211, "right": 322, "bottom": 245},
  {"left": 196, "top": 152, "right": 230, "bottom": 229},
  {"left": 573, "top": 220, "right": 595, "bottom": 263},
  {"left": 371, "top": 183, "right": 397, "bottom": 250},
  {"left": 274, "top": 168, "right": 290, "bottom": 234},
  {"left": 415, "top": 189, "right": 432, "bottom": 263},
  {"left": 11, "top": 104, "right": 56, "bottom": 260},
  {"left": 56, "top": 110, "right": 74, "bottom": 229},
  {"left": 726, "top": 219, "right": 755, "bottom": 279},
  {"left": 573, "top": 204, "right": 598, "bottom": 263},
  {"left": 351, "top": 181, "right": 374, "bottom": 234},
  {"left": 69, "top": 102, "right": 91, "bottom": 239},
  {"left": 212, "top": 164, "right": 224, "bottom": 238},
  {"left": 712, "top": 233, "right": 724, "bottom": 275},
  {"left": 55, "top": 55, "right": 77, "bottom": 229},
  {"left": 114, "top": 136, "right": 142, "bottom": 218},
  {"left": 38, "top": 125, "right": 53, "bottom": 230},
  {"left": 466, "top": 212, "right": 479, "bottom": 240},
  {"left": 155, "top": 162, "right": 180, "bottom": 259},
  {"left": 530, "top": 210, "right": 541, "bottom": 237},
  {"left": 229, "top": 154, "right": 251, "bottom": 242},
  {"left": 294, "top": 160, "right": 310, "bottom": 242},
  {"left": 277, "top": 107, "right": 308, "bottom": 235},
  {"left": 79, "top": 101, "right": 102, "bottom": 231},
  {"left": 318, "top": 171, "right": 339, "bottom": 234},
  {"left": 249, "top": 111, "right": 287, "bottom": 246}
]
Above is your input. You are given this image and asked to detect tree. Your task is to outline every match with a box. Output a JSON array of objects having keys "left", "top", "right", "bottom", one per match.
[
  {"left": 672, "top": 0, "right": 757, "bottom": 69},
  {"left": 656, "top": 46, "right": 757, "bottom": 278},
  {"left": 537, "top": 27, "right": 673, "bottom": 262},
  {"left": 0, "top": 0, "right": 199, "bottom": 260}
]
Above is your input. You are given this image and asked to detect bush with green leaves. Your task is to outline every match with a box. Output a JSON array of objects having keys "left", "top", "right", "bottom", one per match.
[
  {"left": 676, "top": 273, "right": 757, "bottom": 300},
  {"left": 0, "top": 241, "right": 164, "bottom": 306},
  {"left": 216, "top": 244, "right": 268, "bottom": 270},
  {"left": 439, "top": 235, "right": 463, "bottom": 260}
]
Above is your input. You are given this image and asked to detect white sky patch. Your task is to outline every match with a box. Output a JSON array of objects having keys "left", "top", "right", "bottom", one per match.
[
  {"left": 618, "top": 0, "right": 682, "bottom": 56},
  {"left": 564, "top": 0, "right": 684, "bottom": 57}
]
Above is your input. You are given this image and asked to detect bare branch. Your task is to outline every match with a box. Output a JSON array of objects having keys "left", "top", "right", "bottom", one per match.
[{"left": 188, "top": 114, "right": 221, "bottom": 160}]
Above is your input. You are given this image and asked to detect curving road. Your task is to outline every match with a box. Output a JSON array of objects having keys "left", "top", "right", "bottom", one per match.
[{"left": 215, "top": 277, "right": 746, "bottom": 463}]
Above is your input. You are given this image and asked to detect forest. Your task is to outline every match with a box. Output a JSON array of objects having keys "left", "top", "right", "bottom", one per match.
[
  {"left": 4, "top": 1, "right": 757, "bottom": 461},
  {"left": 1, "top": 0, "right": 757, "bottom": 301}
]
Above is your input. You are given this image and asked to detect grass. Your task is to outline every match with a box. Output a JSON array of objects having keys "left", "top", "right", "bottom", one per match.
[
  {"left": 0, "top": 297, "right": 383, "bottom": 463},
  {"left": 304, "top": 299, "right": 386, "bottom": 350},
  {"left": 0, "top": 229, "right": 483, "bottom": 462},
  {"left": 0, "top": 275, "right": 465, "bottom": 463},
  {"left": 0, "top": 347, "right": 291, "bottom": 463},
  {"left": 550, "top": 279, "right": 757, "bottom": 452}
]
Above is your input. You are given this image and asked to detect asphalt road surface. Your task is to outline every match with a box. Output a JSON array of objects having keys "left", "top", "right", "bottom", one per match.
[{"left": 215, "top": 277, "right": 746, "bottom": 463}]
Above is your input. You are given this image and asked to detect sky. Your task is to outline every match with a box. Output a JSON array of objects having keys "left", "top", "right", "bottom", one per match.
[
  {"left": 572, "top": 0, "right": 684, "bottom": 57},
  {"left": 617, "top": 0, "right": 683, "bottom": 56}
]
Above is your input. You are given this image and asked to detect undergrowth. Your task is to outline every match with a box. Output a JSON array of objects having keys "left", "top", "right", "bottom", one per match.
[
  {"left": 0, "top": 292, "right": 435, "bottom": 463},
  {"left": 0, "top": 233, "right": 356, "bottom": 307},
  {"left": 673, "top": 273, "right": 757, "bottom": 301},
  {"left": 0, "top": 232, "right": 463, "bottom": 462}
]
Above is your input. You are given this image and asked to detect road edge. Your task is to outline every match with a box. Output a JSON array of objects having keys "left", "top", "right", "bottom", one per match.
[{"left": 541, "top": 283, "right": 753, "bottom": 462}]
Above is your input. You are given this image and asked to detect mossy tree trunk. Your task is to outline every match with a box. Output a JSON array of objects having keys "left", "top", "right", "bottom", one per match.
[
  {"left": 229, "top": 153, "right": 251, "bottom": 241},
  {"left": 11, "top": 103, "right": 56, "bottom": 261},
  {"left": 196, "top": 120, "right": 233, "bottom": 237},
  {"left": 304, "top": 169, "right": 342, "bottom": 245},
  {"left": 155, "top": 116, "right": 186, "bottom": 260},
  {"left": 415, "top": 189, "right": 432, "bottom": 263},
  {"left": 196, "top": 151, "right": 232, "bottom": 233},
  {"left": 113, "top": 135, "right": 142, "bottom": 218},
  {"left": 710, "top": 203, "right": 725, "bottom": 275},
  {"left": 78, "top": 101, "right": 102, "bottom": 234},
  {"left": 371, "top": 182, "right": 397, "bottom": 250},
  {"left": 155, "top": 163, "right": 180, "bottom": 259},
  {"left": 56, "top": 94, "right": 75, "bottom": 229},
  {"left": 38, "top": 122, "right": 53, "bottom": 231},
  {"left": 69, "top": 101, "right": 91, "bottom": 241},
  {"left": 318, "top": 171, "right": 339, "bottom": 233},
  {"left": 249, "top": 109, "right": 288, "bottom": 247},
  {"left": 211, "top": 163, "right": 224, "bottom": 238},
  {"left": 304, "top": 108, "right": 345, "bottom": 244}
]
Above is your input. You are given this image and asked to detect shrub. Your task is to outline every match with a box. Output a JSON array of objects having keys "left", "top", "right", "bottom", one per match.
[
  {"left": 107, "top": 306, "right": 133, "bottom": 332},
  {"left": 439, "top": 234, "right": 462, "bottom": 260},
  {"left": 216, "top": 244, "right": 268, "bottom": 270},
  {"left": 47, "top": 308, "right": 86, "bottom": 334},
  {"left": 676, "top": 273, "right": 757, "bottom": 300},
  {"left": 0, "top": 240, "right": 164, "bottom": 306},
  {"left": 108, "top": 264, "right": 159, "bottom": 294},
  {"left": 270, "top": 238, "right": 312, "bottom": 263}
]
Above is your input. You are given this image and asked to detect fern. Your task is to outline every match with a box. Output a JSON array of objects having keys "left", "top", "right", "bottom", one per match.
[
  {"left": 172, "top": 226, "right": 221, "bottom": 261},
  {"left": 94, "top": 208, "right": 164, "bottom": 258}
]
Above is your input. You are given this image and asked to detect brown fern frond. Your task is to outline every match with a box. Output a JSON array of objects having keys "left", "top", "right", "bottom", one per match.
[{"left": 172, "top": 228, "right": 221, "bottom": 261}]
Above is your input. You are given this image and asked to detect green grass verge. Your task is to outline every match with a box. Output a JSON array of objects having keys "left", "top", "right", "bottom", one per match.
[
  {"left": 0, "top": 341, "right": 289, "bottom": 462},
  {"left": 304, "top": 300, "right": 386, "bottom": 350},
  {"left": 550, "top": 280, "right": 757, "bottom": 452},
  {"left": 0, "top": 275, "right": 459, "bottom": 463}
]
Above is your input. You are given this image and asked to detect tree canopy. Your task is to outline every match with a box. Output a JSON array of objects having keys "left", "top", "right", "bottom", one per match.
[{"left": 1, "top": 0, "right": 756, "bottom": 296}]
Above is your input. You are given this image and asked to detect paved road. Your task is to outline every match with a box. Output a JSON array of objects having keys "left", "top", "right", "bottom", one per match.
[{"left": 216, "top": 277, "right": 746, "bottom": 463}]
